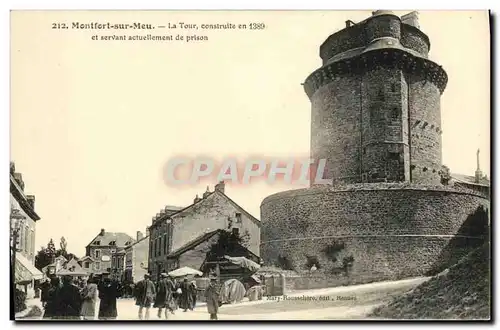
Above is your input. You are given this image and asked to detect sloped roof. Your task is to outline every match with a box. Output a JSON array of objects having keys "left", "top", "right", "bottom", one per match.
[
  {"left": 10, "top": 175, "right": 40, "bottom": 221},
  {"left": 167, "top": 229, "right": 222, "bottom": 258},
  {"left": 125, "top": 235, "right": 150, "bottom": 250},
  {"left": 86, "top": 231, "right": 135, "bottom": 247},
  {"left": 167, "top": 190, "right": 260, "bottom": 226},
  {"left": 451, "top": 173, "right": 490, "bottom": 187}
]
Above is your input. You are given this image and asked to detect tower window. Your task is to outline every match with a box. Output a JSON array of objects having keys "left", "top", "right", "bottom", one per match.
[
  {"left": 377, "top": 89, "right": 385, "bottom": 101},
  {"left": 388, "top": 152, "right": 400, "bottom": 161},
  {"left": 370, "top": 105, "right": 377, "bottom": 123},
  {"left": 391, "top": 83, "right": 396, "bottom": 92},
  {"left": 391, "top": 108, "right": 399, "bottom": 120}
]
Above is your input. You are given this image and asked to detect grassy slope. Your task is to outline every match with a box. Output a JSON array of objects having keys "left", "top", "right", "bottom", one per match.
[{"left": 369, "top": 242, "right": 490, "bottom": 320}]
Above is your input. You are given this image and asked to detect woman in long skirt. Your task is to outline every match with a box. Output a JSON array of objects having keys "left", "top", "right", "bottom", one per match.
[{"left": 80, "top": 277, "right": 99, "bottom": 320}]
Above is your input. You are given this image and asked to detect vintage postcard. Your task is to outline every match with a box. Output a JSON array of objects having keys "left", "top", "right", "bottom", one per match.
[{"left": 10, "top": 10, "right": 490, "bottom": 321}]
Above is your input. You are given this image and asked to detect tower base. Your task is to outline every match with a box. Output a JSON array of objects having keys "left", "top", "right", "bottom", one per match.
[{"left": 260, "top": 183, "right": 489, "bottom": 285}]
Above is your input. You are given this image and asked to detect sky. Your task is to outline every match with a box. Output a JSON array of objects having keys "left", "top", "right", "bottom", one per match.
[{"left": 10, "top": 10, "right": 490, "bottom": 257}]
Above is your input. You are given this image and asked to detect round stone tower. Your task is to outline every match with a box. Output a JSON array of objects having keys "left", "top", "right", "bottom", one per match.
[
  {"left": 260, "top": 11, "right": 489, "bottom": 287},
  {"left": 305, "top": 10, "right": 447, "bottom": 185}
]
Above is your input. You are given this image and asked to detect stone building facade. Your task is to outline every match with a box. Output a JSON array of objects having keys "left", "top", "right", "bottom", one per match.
[
  {"left": 10, "top": 162, "right": 43, "bottom": 288},
  {"left": 260, "top": 11, "right": 490, "bottom": 285},
  {"left": 124, "top": 230, "right": 150, "bottom": 283},
  {"left": 84, "top": 229, "right": 134, "bottom": 274},
  {"left": 148, "top": 181, "right": 261, "bottom": 281}
]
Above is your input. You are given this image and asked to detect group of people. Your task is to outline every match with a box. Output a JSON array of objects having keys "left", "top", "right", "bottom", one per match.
[
  {"left": 38, "top": 272, "right": 221, "bottom": 320},
  {"left": 40, "top": 272, "right": 121, "bottom": 320},
  {"left": 135, "top": 273, "right": 202, "bottom": 320}
]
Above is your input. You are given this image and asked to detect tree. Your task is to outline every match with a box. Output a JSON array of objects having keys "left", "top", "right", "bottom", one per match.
[{"left": 34, "top": 237, "right": 78, "bottom": 270}]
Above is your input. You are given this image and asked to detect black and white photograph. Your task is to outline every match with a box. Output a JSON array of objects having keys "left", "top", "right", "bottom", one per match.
[{"left": 9, "top": 8, "right": 491, "bottom": 321}]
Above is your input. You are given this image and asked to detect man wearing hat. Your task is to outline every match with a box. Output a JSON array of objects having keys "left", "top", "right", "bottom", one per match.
[
  {"left": 154, "top": 273, "right": 175, "bottom": 319},
  {"left": 134, "top": 274, "right": 156, "bottom": 320},
  {"left": 204, "top": 277, "right": 220, "bottom": 320}
]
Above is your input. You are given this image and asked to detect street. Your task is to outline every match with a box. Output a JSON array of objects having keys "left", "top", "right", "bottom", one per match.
[{"left": 111, "top": 277, "right": 428, "bottom": 320}]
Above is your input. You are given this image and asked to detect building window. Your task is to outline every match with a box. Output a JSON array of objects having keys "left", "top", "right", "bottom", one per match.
[
  {"left": 391, "top": 83, "right": 396, "bottom": 92},
  {"left": 24, "top": 227, "right": 29, "bottom": 254},
  {"left": 106, "top": 267, "right": 111, "bottom": 272},
  {"left": 95, "top": 262, "right": 101, "bottom": 270},
  {"left": 232, "top": 228, "right": 240, "bottom": 236},
  {"left": 163, "top": 234, "right": 167, "bottom": 255},
  {"left": 94, "top": 241, "right": 101, "bottom": 246},
  {"left": 109, "top": 241, "right": 116, "bottom": 246},
  {"left": 235, "top": 213, "right": 242, "bottom": 223},
  {"left": 158, "top": 236, "right": 162, "bottom": 256},
  {"left": 84, "top": 262, "right": 90, "bottom": 268},
  {"left": 95, "top": 250, "right": 101, "bottom": 259}
]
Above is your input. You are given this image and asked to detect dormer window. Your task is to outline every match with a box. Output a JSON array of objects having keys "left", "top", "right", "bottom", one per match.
[
  {"left": 94, "top": 241, "right": 101, "bottom": 246},
  {"left": 109, "top": 241, "right": 116, "bottom": 246}
]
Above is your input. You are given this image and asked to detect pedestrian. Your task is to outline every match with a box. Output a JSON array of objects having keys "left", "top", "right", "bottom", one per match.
[
  {"left": 190, "top": 279, "right": 198, "bottom": 310},
  {"left": 205, "top": 277, "right": 220, "bottom": 320},
  {"left": 42, "top": 277, "right": 61, "bottom": 319},
  {"left": 80, "top": 276, "right": 99, "bottom": 320},
  {"left": 98, "top": 273, "right": 119, "bottom": 320},
  {"left": 134, "top": 274, "right": 156, "bottom": 320},
  {"left": 178, "top": 277, "right": 194, "bottom": 312},
  {"left": 57, "top": 276, "right": 82, "bottom": 319},
  {"left": 39, "top": 278, "right": 51, "bottom": 308},
  {"left": 154, "top": 273, "right": 175, "bottom": 319}
]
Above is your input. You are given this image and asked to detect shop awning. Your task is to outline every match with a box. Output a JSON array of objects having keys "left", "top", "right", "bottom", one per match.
[{"left": 15, "top": 253, "right": 44, "bottom": 283}]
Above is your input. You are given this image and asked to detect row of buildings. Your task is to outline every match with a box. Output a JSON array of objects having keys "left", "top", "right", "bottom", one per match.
[
  {"left": 10, "top": 162, "right": 44, "bottom": 292},
  {"left": 82, "top": 181, "right": 262, "bottom": 283}
]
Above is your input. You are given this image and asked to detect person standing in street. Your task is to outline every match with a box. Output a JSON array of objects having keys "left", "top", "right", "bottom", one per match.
[
  {"left": 135, "top": 274, "right": 156, "bottom": 320},
  {"left": 80, "top": 276, "right": 99, "bottom": 320},
  {"left": 39, "top": 279, "right": 51, "bottom": 308},
  {"left": 205, "top": 277, "right": 220, "bottom": 320},
  {"left": 154, "top": 273, "right": 175, "bottom": 319},
  {"left": 98, "top": 273, "right": 119, "bottom": 320},
  {"left": 178, "top": 277, "right": 194, "bottom": 312},
  {"left": 58, "top": 276, "right": 82, "bottom": 320}
]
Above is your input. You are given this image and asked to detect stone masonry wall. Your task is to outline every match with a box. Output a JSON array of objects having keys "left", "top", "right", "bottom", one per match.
[
  {"left": 171, "top": 192, "right": 260, "bottom": 256},
  {"left": 260, "top": 184, "right": 488, "bottom": 285},
  {"left": 310, "top": 76, "right": 361, "bottom": 184},
  {"left": 408, "top": 76, "right": 442, "bottom": 184}
]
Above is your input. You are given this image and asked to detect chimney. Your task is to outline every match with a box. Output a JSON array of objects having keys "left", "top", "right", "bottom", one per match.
[
  {"left": 194, "top": 194, "right": 202, "bottom": 203},
  {"left": 136, "top": 231, "right": 144, "bottom": 241},
  {"left": 100, "top": 228, "right": 105, "bottom": 236},
  {"left": 214, "top": 181, "right": 225, "bottom": 194},
  {"left": 401, "top": 11, "right": 420, "bottom": 29},
  {"left": 26, "top": 195, "right": 35, "bottom": 210},
  {"left": 203, "top": 186, "right": 211, "bottom": 199},
  {"left": 10, "top": 162, "right": 15, "bottom": 175},
  {"left": 152, "top": 216, "right": 157, "bottom": 224},
  {"left": 145, "top": 226, "right": 150, "bottom": 237}
]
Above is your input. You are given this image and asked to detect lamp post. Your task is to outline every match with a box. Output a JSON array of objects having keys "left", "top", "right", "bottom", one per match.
[{"left": 11, "top": 208, "right": 26, "bottom": 311}]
